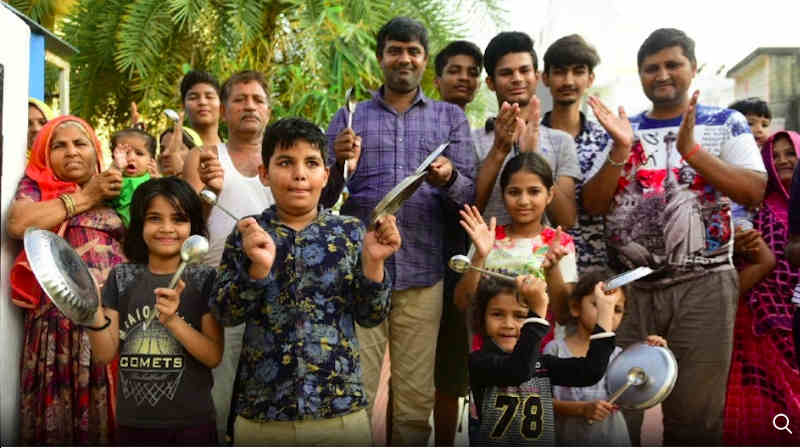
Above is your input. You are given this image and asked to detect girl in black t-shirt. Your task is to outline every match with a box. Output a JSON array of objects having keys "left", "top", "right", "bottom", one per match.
[
  {"left": 468, "top": 276, "right": 616, "bottom": 445},
  {"left": 87, "top": 177, "right": 223, "bottom": 444}
]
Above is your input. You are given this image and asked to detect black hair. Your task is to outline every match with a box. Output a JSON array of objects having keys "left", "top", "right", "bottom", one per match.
[
  {"left": 159, "top": 127, "right": 198, "bottom": 150},
  {"left": 560, "top": 267, "right": 629, "bottom": 326},
  {"left": 637, "top": 28, "right": 696, "bottom": 69},
  {"left": 110, "top": 128, "right": 157, "bottom": 158},
  {"left": 124, "top": 177, "right": 207, "bottom": 264},
  {"left": 376, "top": 17, "right": 429, "bottom": 58},
  {"left": 543, "top": 34, "right": 600, "bottom": 74},
  {"left": 499, "top": 152, "right": 554, "bottom": 192},
  {"left": 472, "top": 277, "right": 518, "bottom": 337},
  {"left": 484, "top": 31, "right": 537, "bottom": 78},
  {"left": 261, "top": 117, "right": 327, "bottom": 167},
  {"left": 434, "top": 40, "right": 483, "bottom": 77},
  {"left": 729, "top": 97, "right": 772, "bottom": 120},
  {"left": 180, "top": 70, "right": 221, "bottom": 103},
  {"left": 221, "top": 70, "right": 270, "bottom": 105}
]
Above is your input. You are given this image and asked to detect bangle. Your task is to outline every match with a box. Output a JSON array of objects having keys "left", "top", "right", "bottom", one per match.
[
  {"left": 59, "top": 193, "right": 76, "bottom": 218},
  {"left": 681, "top": 143, "right": 702, "bottom": 163},
  {"left": 606, "top": 152, "right": 626, "bottom": 168},
  {"left": 83, "top": 315, "right": 111, "bottom": 331}
]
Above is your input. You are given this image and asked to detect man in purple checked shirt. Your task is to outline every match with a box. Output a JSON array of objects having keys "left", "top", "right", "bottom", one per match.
[{"left": 321, "top": 16, "right": 476, "bottom": 446}]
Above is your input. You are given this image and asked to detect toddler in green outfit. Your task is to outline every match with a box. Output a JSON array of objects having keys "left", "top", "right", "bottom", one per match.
[{"left": 110, "top": 128, "right": 158, "bottom": 226}]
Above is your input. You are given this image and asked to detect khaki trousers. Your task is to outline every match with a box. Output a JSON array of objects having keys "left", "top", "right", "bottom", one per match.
[
  {"left": 234, "top": 410, "right": 371, "bottom": 446},
  {"left": 616, "top": 269, "right": 739, "bottom": 446},
  {"left": 357, "top": 281, "right": 444, "bottom": 446}
]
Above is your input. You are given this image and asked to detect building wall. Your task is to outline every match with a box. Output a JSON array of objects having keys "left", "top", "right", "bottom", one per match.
[
  {"left": 0, "top": 7, "right": 30, "bottom": 445},
  {"left": 768, "top": 53, "right": 800, "bottom": 131},
  {"left": 733, "top": 54, "right": 770, "bottom": 100}
]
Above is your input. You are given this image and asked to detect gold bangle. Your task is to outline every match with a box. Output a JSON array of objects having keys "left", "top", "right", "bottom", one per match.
[{"left": 59, "top": 194, "right": 75, "bottom": 218}]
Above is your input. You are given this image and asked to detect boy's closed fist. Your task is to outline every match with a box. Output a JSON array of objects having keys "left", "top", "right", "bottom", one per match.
[
  {"left": 363, "top": 215, "right": 401, "bottom": 262},
  {"left": 239, "top": 218, "right": 275, "bottom": 279}
]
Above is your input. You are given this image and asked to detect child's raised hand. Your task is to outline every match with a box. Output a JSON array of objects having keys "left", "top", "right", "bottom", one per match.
[
  {"left": 364, "top": 215, "right": 402, "bottom": 262},
  {"left": 238, "top": 217, "right": 275, "bottom": 279},
  {"left": 583, "top": 400, "right": 615, "bottom": 423},
  {"left": 645, "top": 335, "right": 668, "bottom": 347},
  {"left": 459, "top": 204, "right": 495, "bottom": 259},
  {"left": 592, "top": 281, "right": 616, "bottom": 332},
  {"left": 542, "top": 226, "right": 568, "bottom": 271},
  {"left": 516, "top": 274, "right": 548, "bottom": 316},
  {"left": 155, "top": 279, "right": 185, "bottom": 326}
]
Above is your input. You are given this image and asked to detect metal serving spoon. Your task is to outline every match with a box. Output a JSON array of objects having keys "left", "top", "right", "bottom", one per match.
[
  {"left": 142, "top": 235, "right": 210, "bottom": 330},
  {"left": 448, "top": 255, "right": 517, "bottom": 282},
  {"left": 164, "top": 108, "right": 180, "bottom": 123},
  {"left": 199, "top": 189, "right": 239, "bottom": 221},
  {"left": 588, "top": 366, "right": 648, "bottom": 424},
  {"left": 343, "top": 87, "right": 357, "bottom": 182}
]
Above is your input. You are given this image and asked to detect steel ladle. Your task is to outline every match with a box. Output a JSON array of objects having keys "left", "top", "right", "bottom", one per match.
[
  {"left": 199, "top": 189, "right": 239, "bottom": 221},
  {"left": 142, "top": 235, "right": 209, "bottom": 330},
  {"left": 448, "top": 255, "right": 516, "bottom": 282},
  {"left": 588, "top": 366, "right": 649, "bottom": 424},
  {"left": 164, "top": 108, "right": 180, "bottom": 123}
]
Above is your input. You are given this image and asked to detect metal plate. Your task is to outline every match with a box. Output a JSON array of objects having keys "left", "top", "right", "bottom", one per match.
[
  {"left": 606, "top": 343, "right": 678, "bottom": 410},
  {"left": 603, "top": 267, "right": 655, "bottom": 292},
  {"left": 414, "top": 142, "right": 450, "bottom": 175},
  {"left": 23, "top": 228, "right": 99, "bottom": 325},
  {"left": 370, "top": 171, "right": 425, "bottom": 226}
]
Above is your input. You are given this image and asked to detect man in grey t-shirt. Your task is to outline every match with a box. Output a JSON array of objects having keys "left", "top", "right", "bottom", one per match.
[{"left": 473, "top": 31, "right": 579, "bottom": 228}]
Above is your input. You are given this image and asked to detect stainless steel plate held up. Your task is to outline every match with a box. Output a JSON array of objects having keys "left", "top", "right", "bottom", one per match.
[
  {"left": 369, "top": 142, "right": 450, "bottom": 225},
  {"left": 370, "top": 172, "right": 425, "bottom": 226},
  {"left": 24, "top": 228, "right": 99, "bottom": 326},
  {"left": 414, "top": 142, "right": 450, "bottom": 175},
  {"left": 606, "top": 343, "right": 678, "bottom": 409}
]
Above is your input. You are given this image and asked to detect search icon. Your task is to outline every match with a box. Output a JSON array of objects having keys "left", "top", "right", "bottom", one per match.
[{"left": 773, "top": 413, "right": 792, "bottom": 434}]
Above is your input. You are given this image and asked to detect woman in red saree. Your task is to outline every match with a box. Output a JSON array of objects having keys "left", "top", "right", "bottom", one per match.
[
  {"left": 7, "top": 116, "right": 125, "bottom": 444},
  {"left": 724, "top": 130, "right": 800, "bottom": 445}
]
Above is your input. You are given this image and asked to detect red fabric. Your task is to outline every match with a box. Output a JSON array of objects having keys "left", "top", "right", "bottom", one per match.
[{"left": 9, "top": 116, "right": 105, "bottom": 308}]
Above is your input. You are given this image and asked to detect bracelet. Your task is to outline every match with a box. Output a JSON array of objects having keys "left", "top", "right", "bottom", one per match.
[
  {"left": 59, "top": 193, "right": 76, "bottom": 218},
  {"left": 606, "top": 152, "right": 626, "bottom": 168},
  {"left": 681, "top": 143, "right": 702, "bottom": 163},
  {"left": 83, "top": 315, "right": 111, "bottom": 331}
]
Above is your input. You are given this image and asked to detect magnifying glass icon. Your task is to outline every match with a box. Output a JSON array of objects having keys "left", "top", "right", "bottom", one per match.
[{"left": 773, "top": 413, "right": 792, "bottom": 434}]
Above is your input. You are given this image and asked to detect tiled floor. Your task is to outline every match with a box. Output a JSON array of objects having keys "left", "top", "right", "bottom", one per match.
[{"left": 371, "top": 351, "right": 664, "bottom": 446}]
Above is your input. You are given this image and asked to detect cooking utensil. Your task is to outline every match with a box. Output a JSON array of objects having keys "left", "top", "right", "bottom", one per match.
[
  {"left": 24, "top": 228, "right": 99, "bottom": 326},
  {"left": 369, "top": 142, "right": 450, "bottom": 225},
  {"left": 605, "top": 343, "right": 678, "bottom": 410},
  {"left": 164, "top": 108, "right": 180, "bottom": 123},
  {"left": 343, "top": 87, "right": 356, "bottom": 182},
  {"left": 448, "top": 255, "right": 517, "bottom": 282},
  {"left": 142, "top": 235, "right": 209, "bottom": 330},
  {"left": 199, "top": 190, "right": 239, "bottom": 221},
  {"left": 603, "top": 267, "right": 655, "bottom": 292}
]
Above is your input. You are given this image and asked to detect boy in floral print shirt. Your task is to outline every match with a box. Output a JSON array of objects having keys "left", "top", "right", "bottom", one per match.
[{"left": 211, "top": 118, "right": 401, "bottom": 445}]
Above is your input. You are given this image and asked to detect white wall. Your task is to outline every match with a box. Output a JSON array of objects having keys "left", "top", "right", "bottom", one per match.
[{"left": 0, "top": 7, "right": 30, "bottom": 445}]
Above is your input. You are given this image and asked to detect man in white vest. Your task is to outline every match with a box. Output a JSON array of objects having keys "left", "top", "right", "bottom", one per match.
[{"left": 183, "top": 70, "right": 274, "bottom": 443}]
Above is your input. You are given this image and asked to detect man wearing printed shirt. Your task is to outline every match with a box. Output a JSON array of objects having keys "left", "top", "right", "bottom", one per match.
[
  {"left": 583, "top": 29, "right": 767, "bottom": 445},
  {"left": 540, "top": 34, "right": 614, "bottom": 274},
  {"left": 321, "top": 17, "right": 476, "bottom": 445}
]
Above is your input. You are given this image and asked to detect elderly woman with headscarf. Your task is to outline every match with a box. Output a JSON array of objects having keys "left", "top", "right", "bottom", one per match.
[
  {"left": 7, "top": 116, "right": 126, "bottom": 444},
  {"left": 723, "top": 130, "right": 800, "bottom": 445}
]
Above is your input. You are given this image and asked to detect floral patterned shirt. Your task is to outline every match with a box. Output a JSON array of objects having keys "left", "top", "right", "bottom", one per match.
[
  {"left": 542, "top": 112, "right": 612, "bottom": 273},
  {"left": 210, "top": 206, "right": 392, "bottom": 422},
  {"left": 478, "top": 225, "right": 578, "bottom": 283}
]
